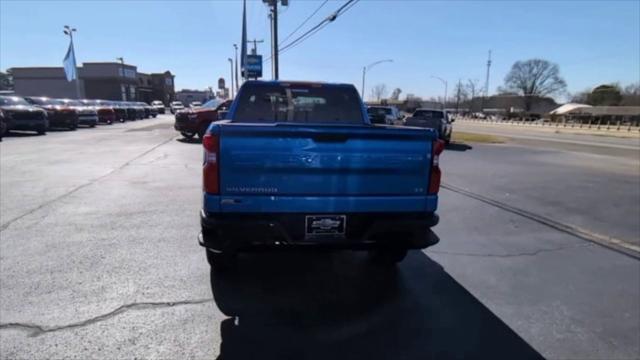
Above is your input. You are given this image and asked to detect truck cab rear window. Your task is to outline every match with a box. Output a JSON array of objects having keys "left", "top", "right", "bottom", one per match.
[
  {"left": 232, "top": 84, "right": 364, "bottom": 124},
  {"left": 413, "top": 110, "right": 444, "bottom": 119}
]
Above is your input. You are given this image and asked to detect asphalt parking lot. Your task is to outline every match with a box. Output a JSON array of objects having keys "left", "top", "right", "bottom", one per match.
[{"left": 1, "top": 115, "right": 639, "bottom": 359}]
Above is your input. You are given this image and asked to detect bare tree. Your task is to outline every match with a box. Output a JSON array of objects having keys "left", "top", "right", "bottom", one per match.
[
  {"left": 370, "top": 84, "right": 387, "bottom": 101},
  {"left": 570, "top": 88, "right": 591, "bottom": 104},
  {"left": 466, "top": 79, "right": 481, "bottom": 99},
  {"left": 453, "top": 80, "right": 469, "bottom": 111},
  {"left": 390, "top": 88, "right": 402, "bottom": 100},
  {"left": 503, "top": 58, "right": 567, "bottom": 111},
  {"left": 621, "top": 82, "right": 640, "bottom": 106}
]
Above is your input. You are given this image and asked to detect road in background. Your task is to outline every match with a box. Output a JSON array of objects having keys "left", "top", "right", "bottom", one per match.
[
  {"left": 455, "top": 121, "right": 640, "bottom": 159},
  {"left": 0, "top": 115, "right": 638, "bottom": 359}
]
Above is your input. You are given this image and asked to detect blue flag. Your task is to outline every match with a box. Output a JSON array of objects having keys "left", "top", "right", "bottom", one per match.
[{"left": 63, "top": 39, "right": 77, "bottom": 82}]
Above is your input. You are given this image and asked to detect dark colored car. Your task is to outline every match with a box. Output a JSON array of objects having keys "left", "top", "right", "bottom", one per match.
[
  {"left": 138, "top": 102, "right": 150, "bottom": 118},
  {"left": 108, "top": 101, "right": 127, "bottom": 122},
  {"left": 82, "top": 99, "right": 116, "bottom": 125},
  {"left": 60, "top": 99, "right": 98, "bottom": 127},
  {"left": 0, "top": 95, "right": 48, "bottom": 135},
  {"left": 125, "top": 102, "right": 145, "bottom": 120},
  {"left": 367, "top": 106, "right": 402, "bottom": 125},
  {"left": 174, "top": 99, "right": 232, "bottom": 139},
  {"left": 137, "top": 102, "right": 156, "bottom": 118},
  {"left": 25, "top": 97, "right": 78, "bottom": 130},
  {"left": 0, "top": 109, "right": 5, "bottom": 140},
  {"left": 146, "top": 103, "right": 158, "bottom": 118},
  {"left": 404, "top": 108, "right": 453, "bottom": 143},
  {"left": 118, "top": 101, "right": 137, "bottom": 121}
]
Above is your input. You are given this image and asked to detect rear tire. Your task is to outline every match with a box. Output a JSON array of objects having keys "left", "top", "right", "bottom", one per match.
[
  {"left": 206, "top": 249, "right": 237, "bottom": 271},
  {"left": 69, "top": 123, "right": 77, "bottom": 131},
  {"left": 197, "top": 125, "right": 208, "bottom": 139},
  {"left": 37, "top": 127, "right": 46, "bottom": 135},
  {"left": 181, "top": 131, "right": 195, "bottom": 139},
  {"left": 371, "top": 248, "right": 408, "bottom": 265}
]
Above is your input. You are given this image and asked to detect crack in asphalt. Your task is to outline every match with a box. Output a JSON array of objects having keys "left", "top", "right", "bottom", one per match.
[
  {"left": 441, "top": 183, "right": 640, "bottom": 260},
  {"left": 429, "top": 243, "right": 592, "bottom": 258},
  {"left": 0, "top": 298, "right": 213, "bottom": 337},
  {"left": 0, "top": 135, "right": 177, "bottom": 232}
]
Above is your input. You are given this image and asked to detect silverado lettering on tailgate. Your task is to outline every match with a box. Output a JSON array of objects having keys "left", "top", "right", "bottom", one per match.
[{"left": 226, "top": 186, "right": 279, "bottom": 193}]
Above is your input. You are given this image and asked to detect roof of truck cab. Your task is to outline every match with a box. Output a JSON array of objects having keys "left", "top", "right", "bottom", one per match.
[
  {"left": 415, "top": 108, "right": 444, "bottom": 112},
  {"left": 242, "top": 80, "right": 354, "bottom": 87}
]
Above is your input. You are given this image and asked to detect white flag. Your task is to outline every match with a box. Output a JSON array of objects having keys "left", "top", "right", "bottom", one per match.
[{"left": 63, "top": 40, "right": 77, "bottom": 82}]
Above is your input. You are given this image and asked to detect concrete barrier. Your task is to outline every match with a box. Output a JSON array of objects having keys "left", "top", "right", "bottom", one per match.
[{"left": 456, "top": 117, "right": 640, "bottom": 136}]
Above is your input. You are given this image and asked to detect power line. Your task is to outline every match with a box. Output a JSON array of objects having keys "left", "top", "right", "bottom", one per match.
[
  {"left": 279, "top": 0, "right": 357, "bottom": 53},
  {"left": 263, "top": 0, "right": 359, "bottom": 64},
  {"left": 280, "top": 0, "right": 328, "bottom": 45}
]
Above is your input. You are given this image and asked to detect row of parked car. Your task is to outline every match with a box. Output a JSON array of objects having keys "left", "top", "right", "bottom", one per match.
[
  {"left": 0, "top": 96, "right": 164, "bottom": 138},
  {"left": 366, "top": 105, "right": 454, "bottom": 144}
]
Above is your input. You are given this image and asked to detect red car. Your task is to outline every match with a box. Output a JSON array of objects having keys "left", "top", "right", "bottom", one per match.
[
  {"left": 174, "top": 99, "right": 232, "bottom": 139},
  {"left": 25, "top": 97, "right": 78, "bottom": 130},
  {"left": 82, "top": 99, "right": 116, "bottom": 125}
]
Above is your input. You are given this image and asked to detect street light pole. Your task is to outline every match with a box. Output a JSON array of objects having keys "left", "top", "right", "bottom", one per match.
[
  {"left": 233, "top": 44, "right": 239, "bottom": 92},
  {"left": 228, "top": 58, "right": 235, "bottom": 99},
  {"left": 116, "top": 57, "right": 126, "bottom": 100},
  {"left": 63, "top": 25, "right": 80, "bottom": 99},
  {"left": 431, "top": 75, "right": 448, "bottom": 110},
  {"left": 361, "top": 59, "right": 393, "bottom": 100}
]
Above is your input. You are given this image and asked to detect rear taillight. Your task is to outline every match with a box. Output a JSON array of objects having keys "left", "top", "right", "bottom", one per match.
[
  {"left": 428, "top": 140, "right": 445, "bottom": 194},
  {"left": 203, "top": 133, "right": 220, "bottom": 194}
]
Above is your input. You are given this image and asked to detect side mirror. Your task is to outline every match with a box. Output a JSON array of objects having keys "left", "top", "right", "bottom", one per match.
[{"left": 218, "top": 110, "right": 228, "bottom": 120}]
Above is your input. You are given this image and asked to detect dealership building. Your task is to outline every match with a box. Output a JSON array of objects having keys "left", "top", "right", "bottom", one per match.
[{"left": 10, "top": 62, "right": 175, "bottom": 104}]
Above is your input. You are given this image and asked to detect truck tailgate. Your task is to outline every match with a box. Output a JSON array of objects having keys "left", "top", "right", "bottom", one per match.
[{"left": 218, "top": 124, "right": 436, "bottom": 196}]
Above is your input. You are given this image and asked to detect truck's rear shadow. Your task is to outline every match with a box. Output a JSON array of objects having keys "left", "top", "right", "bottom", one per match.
[
  {"left": 211, "top": 250, "right": 542, "bottom": 360},
  {"left": 445, "top": 142, "right": 473, "bottom": 151}
]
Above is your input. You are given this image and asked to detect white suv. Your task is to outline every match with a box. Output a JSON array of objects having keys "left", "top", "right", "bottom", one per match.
[
  {"left": 151, "top": 100, "right": 165, "bottom": 114},
  {"left": 170, "top": 101, "right": 185, "bottom": 114}
]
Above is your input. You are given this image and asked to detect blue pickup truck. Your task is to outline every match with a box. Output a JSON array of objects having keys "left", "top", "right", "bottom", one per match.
[{"left": 199, "top": 81, "right": 443, "bottom": 269}]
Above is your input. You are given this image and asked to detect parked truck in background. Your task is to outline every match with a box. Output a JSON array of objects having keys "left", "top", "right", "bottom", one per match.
[
  {"left": 404, "top": 108, "right": 453, "bottom": 144},
  {"left": 199, "top": 81, "right": 443, "bottom": 270}
]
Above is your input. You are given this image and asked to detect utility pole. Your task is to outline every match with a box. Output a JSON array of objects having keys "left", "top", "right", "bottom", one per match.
[
  {"left": 233, "top": 44, "right": 239, "bottom": 93},
  {"left": 481, "top": 50, "right": 492, "bottom": 113},
  {"left": 431, "top": 75, "right": 448, "bottom": 110},
  {"left": 361, "top": 59, "right": 393, "bottom": 99},
  {"left": 264, "top": 0, "right": 284, "bottom": 80},
  {"left": 456, "top": 79, "right": 462, "bottom": 112},
  {"left": 484, "top": 50, "right": 492, "bottom": 97},
  {"left": 116, "top": 57, "right": 126, "bottom": 100},
  {"left": 228, "top": 58, "right": 235, "bottom": 98},
  {"left": 272, "top": 2, "right": 279, "bottom": 80},
  {"left": 247, "top": 39, "right": 264, "bottom": 55}
]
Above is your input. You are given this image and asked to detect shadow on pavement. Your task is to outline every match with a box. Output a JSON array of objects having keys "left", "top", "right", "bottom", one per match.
[
  {"left": 211, "top": 251, "right": 542, "bottom": 360},
  {"left": 3, "top": 131, "right": 45, "bottom": 137},
  {"left": 445, "top": 142, "right": 473, "bottom": 151},
  {"left": 176, "top": 137, "right": 201, "bottom": 144}
]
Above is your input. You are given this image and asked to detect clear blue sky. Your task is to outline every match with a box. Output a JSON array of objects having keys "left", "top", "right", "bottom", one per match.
[{"left": 1, "top": 0, "right": 638, "bottom": 101}]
